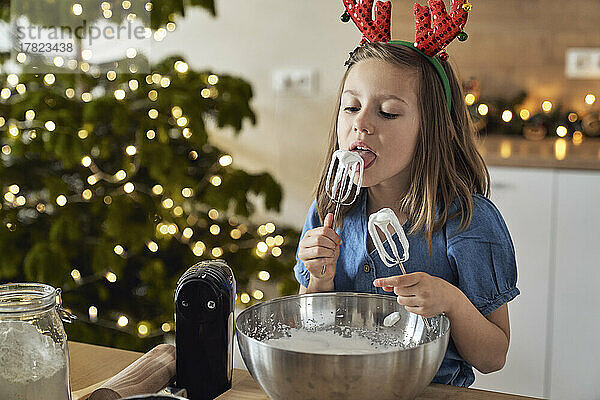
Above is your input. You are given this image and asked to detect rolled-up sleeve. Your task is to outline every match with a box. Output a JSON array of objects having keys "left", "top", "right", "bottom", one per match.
[
  {"left": 294, "top": 200, "right": 321, "bottom": 288},
  {"left": 446, "top": 195, "right": 520, "bottom": 316}
]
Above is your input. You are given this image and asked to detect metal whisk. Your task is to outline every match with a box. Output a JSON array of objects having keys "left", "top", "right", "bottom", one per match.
[
  {"left": 368, "top": 207, "right": 433, "bottom": 332},
  {"left": 322, "top": 150, "right": 364, "bottom": 275}
]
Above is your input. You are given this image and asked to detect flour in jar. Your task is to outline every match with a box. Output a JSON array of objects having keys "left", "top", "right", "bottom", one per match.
[
  {"left": 264, "top": 327, "right": 399, "bottom": 354},
  {"left": 0, "top": 320, "right": 70, "bottom": 400}
]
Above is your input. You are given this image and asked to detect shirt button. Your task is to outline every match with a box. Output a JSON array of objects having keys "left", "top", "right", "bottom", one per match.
[{"left": 363, "top": 264, "right": 371, "bottom": 273}]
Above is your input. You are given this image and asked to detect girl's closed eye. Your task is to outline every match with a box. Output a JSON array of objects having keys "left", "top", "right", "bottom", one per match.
[
  {"left": 380, "top": 110, "right": 400, "bottom": 119},
  {"left": 343, "top": 105, "right": 360, "bottom": 113}
]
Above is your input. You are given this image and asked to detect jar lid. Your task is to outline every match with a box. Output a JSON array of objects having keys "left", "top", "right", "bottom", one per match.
[{"left": 0, "top": 282, "right": 58, "bottom": 313}]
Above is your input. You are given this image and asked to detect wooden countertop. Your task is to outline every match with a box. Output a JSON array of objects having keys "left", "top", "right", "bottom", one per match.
[
  {"left": 69, "top": 341, "right": 542, "bottom": 400},
  {"left": 477, "top": 135, "right": 600, "bottom": 171}
]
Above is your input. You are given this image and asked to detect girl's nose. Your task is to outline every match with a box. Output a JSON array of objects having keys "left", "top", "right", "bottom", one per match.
[{"left": 353, "top": 111, "right": 374, "bottom": 135}]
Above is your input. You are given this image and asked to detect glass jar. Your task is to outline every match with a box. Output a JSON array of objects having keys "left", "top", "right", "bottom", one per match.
[{"left": 0, "top": 283, "right": 75, "bottom": 400}]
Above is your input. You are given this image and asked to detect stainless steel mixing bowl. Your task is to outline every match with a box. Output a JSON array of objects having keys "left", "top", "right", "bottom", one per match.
[{"left": 235, "top": 292, "right": 450, "bottom": 400}]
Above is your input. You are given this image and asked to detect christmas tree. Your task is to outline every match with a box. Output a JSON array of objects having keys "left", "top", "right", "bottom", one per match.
[{"left": 0, "top": 0, "right": 300, "bottom": 351}]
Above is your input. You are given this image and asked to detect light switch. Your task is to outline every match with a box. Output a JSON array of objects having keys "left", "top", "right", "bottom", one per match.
[
  {"left": 565, "top": 48, "right": 600, "bottom": 79},
  {"left": 271, "top": 68, "right": 317, "bottom": 96}
]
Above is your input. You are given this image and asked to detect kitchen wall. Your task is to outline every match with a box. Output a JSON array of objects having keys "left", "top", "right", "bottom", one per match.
[
  {"left": 391, "top": 0, "right": 600, "bottom": 108},
  {"left": 150, "top": 0, "right": 600, "bottom": 228}
]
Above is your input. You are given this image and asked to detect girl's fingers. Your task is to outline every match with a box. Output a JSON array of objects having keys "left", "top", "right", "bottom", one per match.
[
  {"left": 323, "top": 212, "right": 334, "bottom": 228},
  {"left": 299, "top": 245, "right": 335, "bottom": 260},
  {"left": 396, "top": 295, "right": 420, "bottom": 308},
  {"left": 304, "top": 229, "right": 340, "bottom": 249},
  {"left": 393, "top": 286, "right": 418, "bottom": 297},
  {"left": 373, "top": 273, "right": 422, "bottom": 288}
]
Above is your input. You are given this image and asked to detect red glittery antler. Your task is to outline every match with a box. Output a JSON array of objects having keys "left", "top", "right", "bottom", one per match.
[
  {"left": 414, "top": 0, "right": 469, "bottom": 57},
  {"left": 342, "top": 0, "right": 391, "bottom": 44}
]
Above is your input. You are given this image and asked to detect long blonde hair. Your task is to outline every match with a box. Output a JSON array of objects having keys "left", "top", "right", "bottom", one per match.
[{"left": 314, "top": 42, "right": 489, "bottom": 242}]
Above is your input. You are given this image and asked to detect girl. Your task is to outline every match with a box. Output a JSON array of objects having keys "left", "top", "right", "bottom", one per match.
[{"left": 294, "top": 42, "right": 519, "bottom": 387}]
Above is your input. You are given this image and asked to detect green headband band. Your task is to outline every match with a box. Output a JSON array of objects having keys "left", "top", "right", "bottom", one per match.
[{"left": 389, "top": 40, "right": 452, "bottom": 112}]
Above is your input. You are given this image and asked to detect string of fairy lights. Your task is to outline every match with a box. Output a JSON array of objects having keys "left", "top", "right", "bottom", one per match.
[
  {"left": 465, "top": 91, "right": 598, "bottom": 145},
  {"left": 0, "top": 4, "right": 287, "bottom": 338}
]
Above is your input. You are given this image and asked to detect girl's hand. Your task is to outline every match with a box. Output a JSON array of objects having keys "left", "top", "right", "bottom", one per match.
[
  {"left": 373, "top": 272, "right": 459, "bottom": 318},
  {"left": 297, "top": 213, "right": 342, "bottom": 282}
]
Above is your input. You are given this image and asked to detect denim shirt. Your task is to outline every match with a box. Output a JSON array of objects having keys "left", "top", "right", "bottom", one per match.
[{"left": 293, "top": 192, "right": 520, "bottom": 387}]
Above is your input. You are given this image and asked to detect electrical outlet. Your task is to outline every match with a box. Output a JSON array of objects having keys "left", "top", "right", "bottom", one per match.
[
  {"left": 565, "top": 48, "right": 600, "bottom": 79},
  {"left": 272, "top": 68, "right": 317, "bottom": 95}
]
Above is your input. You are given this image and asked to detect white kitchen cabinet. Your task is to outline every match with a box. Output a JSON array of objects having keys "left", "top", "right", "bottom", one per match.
[
  {"left": 472, "top": 167, "right": 554, "bottom": 399},
  {"left": 472, "top": 167, "right": 600, "bottom": 400},
  {"left": 549, "top": 171, "right": 600, "bottom": 399}
]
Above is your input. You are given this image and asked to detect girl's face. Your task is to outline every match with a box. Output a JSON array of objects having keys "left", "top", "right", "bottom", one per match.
[{"left": 337, "top": 59, "right": 420, "bottom": 189}]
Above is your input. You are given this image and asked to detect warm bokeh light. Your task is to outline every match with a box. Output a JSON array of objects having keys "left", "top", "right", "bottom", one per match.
[
  {"left": 117, "top": 315, "right": 129, "bottom": 327},
  {"left": 464, "top": 93, "right": 475, "bottom": 106},
  {"left": 211, "top": 247, "right": 223, "bottom": 257},
  {"left": 147, "top": 241, "right": 159, "bottom": 252},
  {"left": 174, "top": 61, "right": 188, "bottom": 73},
  {"left": 87, "top": 175, "right": 98, "bottom": 185},
  {"left": 502, "top": 110, "right": 513, "bottom": 122},
  {"left": 138, "top": 323, "right": 149, "bottom": 336},
  {"left": 219, "top": 155, "right": 233, "bottom": 166},
  {"left": 274, "top": 235, "right": 284, "bottom": 246},
  {"left": 500, "top": 141, "right": 512, "bottom": 159},
  {"left": 192, "top": 241, "right": 205, "bottom": 256},
  {"left": 257, "top": 225, "right": 268, "bottom": 236},
  {"left": 208, "top": 74, "right": 219, "bottom": 85},
  {"left": 257, "top": 242, "right": 268, "bottom": 253},
  {"left": 208, "top": 209, "right": 219, "bottom": 219},
  {"left": 252, "top": 290, "right": 264, "bottom": 300},
  {"left": 210, "top": 176, "right": 222, "bottom": 186},
  {"left": 56, "top": 195, "right": 67, "bottom": 206},
  {"left": 477, "top": 104, "right": 488, "bottom": 116},
  {"left": 258, "top": 271, "right": 270, "bottom": 281},
  {"left": 265, "top": 222, "right": 276, "bottom": 233},
  {"left": 542, "top": 101, "right": 552, "bottom": 112},
  {"left": 89, "top": 306, "right": 98, "bottom": 322},
  {"left": 585, "top": 94, "right": 596, "bottom": 105},
  {"left": 71, "top": 269, "right": 81, "bottom": 281},
  {"left": 123, "top": 182, "right": 135, "bottom": 193},
  {"left": 554, "top": 139, "right": 567, "bottom": 160},
  {"left": 152, "top": 184, "right": 163, "bottom": 195},
  {"left": 568, "top": 113, "right": 578, "bottom": 123},
  {"left": 556, "top": 126, "right": 568, "bottom": 137}
]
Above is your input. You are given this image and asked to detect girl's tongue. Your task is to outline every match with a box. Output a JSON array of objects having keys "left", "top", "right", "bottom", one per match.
[{"left": 352, "top": 149, "right": 377, "bottom": 169}]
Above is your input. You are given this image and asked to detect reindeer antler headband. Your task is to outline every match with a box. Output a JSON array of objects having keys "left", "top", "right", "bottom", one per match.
[{"left": 341, "top": 0, "right": 472, "bottom": 111}]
